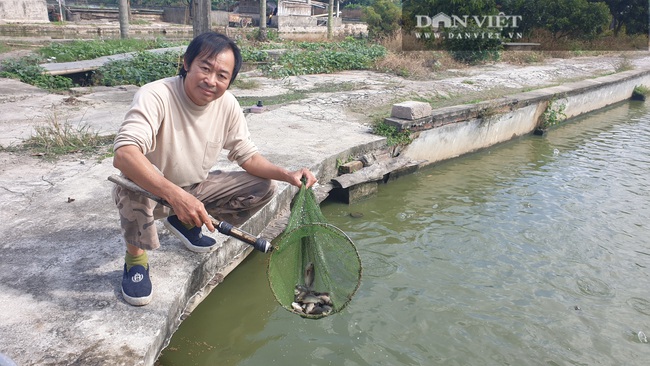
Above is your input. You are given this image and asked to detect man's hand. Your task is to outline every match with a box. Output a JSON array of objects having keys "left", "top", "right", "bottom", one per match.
[
  {"left": 114, "top": 145, "right": 215, "bottom": 232},
  {"left": 166, "top": 190, "right": 215, "bottom": 232},
  {"left": 288, "top": 168, "right": 318, "bottom": 188},
  {"left": 241, "top": 153, "right": 318, "bottom": 189}
]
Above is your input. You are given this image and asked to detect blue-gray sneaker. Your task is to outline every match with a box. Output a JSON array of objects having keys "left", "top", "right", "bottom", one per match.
[
  {"left": 121, "top": 264, "right": 152, "bottom": 306},
  {"left": 164, "top": 215, "right": 217, "bottom": 253}
]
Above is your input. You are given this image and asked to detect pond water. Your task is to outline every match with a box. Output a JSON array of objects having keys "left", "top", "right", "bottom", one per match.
[{"left": 158, "top": 100, "right": 650, "bottom": 365}]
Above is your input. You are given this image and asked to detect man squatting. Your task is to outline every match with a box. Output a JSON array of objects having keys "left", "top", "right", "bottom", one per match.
[{"left": 112, "top": 32, "right": 318, "bottom": 306}]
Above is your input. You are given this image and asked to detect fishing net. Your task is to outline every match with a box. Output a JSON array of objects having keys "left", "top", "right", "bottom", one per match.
[{"left": 268, "top": 183, "right": 362, "bottom": 319}]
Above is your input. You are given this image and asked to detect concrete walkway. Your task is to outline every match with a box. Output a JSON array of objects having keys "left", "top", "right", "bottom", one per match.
[{"left": 1, "top": 51, "right": 650, "bottom": 365}]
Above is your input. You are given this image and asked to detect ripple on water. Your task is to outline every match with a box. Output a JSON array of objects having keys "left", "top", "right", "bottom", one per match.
[
  {"left": 358, "top": 251, "right": 399, "bottom": 278},
  {"left": 575, "top": 276, "right": 614, "bottom": 298},
  {"left": 626, "top": 297, "right": 650, "bottom": 316}
]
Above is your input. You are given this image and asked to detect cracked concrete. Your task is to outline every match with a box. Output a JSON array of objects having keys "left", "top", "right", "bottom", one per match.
[{"left": 0, "top": 49, "right": 649, "bottom": 365}]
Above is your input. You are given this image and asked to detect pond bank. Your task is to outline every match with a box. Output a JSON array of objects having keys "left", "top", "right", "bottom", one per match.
[{"left": 390, "top": 68, "right": 650, "bottom": 165}]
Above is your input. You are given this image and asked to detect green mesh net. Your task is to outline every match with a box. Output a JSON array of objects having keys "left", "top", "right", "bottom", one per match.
[{"left": 268, "top": 183, "right": 362, "bottom": 319}]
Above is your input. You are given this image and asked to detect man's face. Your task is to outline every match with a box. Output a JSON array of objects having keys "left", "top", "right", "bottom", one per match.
[{"left": 183, "top": 49, "right": 235, "bottom": 106}]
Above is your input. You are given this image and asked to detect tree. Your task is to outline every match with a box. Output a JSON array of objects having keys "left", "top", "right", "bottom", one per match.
[
  {"left": 402, "top": 0, "right": 499, "bottom": 31},
  {"left": 118, "top": 0, "right": 130, "bottom": 39},
  {"left": 539, "top": 0, "right": 610, "bottom": 39},
  {"left": 498, "top": 0, "right": 611, "bottom": 39},
  {"left": 362, "top": 0, "right": 401, "bottom": 39},
  {"left": 259, "top": 0, "right": 267, "bottom": 41},
  {"left": 600, "top": 0, "right": 649, "bottom": 35},
  {"left": 193, "top": 0, "right": 211, "bottom": 36},
  {"left": 328, "top": 0, "right": 334, "bottom": 39}
]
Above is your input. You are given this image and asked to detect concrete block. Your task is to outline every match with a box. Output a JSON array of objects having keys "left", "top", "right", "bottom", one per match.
[
  {"left": 391, "top": 101, "right": 432, "bottom": 120},
  {"left": 329, "top": 181, "right": 379, "bottom": 203},
  {"left": 346, "top": 181, "right": 378, "bottom": 203},
  {"left": 387, "top": 160, "right": 426, "bottom": 182},
  {"left": 338, "top": 160, "right": 364, "bottom": 175}
]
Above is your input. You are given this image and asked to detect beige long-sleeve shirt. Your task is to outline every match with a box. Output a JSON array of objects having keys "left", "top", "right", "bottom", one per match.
[{"left": 113, "top": 76, "right": 258, "bottom": 187}]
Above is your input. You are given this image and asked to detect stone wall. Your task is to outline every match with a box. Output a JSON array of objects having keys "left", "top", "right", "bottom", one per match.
[
  {"left": 386, "top": 69, "right": 650, "bottom": 165},
  {"left": 0, "top": 0, "right": 48, "bottom": 23},
  {"left": 277, "top": 16, "right": 367, "bottom": 38}
]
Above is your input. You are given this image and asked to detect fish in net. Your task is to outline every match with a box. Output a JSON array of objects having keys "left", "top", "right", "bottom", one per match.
[{"left": 268, "top": 182, "right": 362, "bottom": 319}]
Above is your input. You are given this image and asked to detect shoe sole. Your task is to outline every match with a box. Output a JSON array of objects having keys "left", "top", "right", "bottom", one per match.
[
  {"left": 163, "top": 219, "right": 218, "bottom": 253},
  {"left": 122, "top": 288, "right": 152, "bottom": 306}
]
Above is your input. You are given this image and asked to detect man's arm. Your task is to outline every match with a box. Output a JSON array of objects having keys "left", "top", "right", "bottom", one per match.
[
  {"left": 240, "top": 153, "right": 317, "bottom": 188},
  {"left": 113, "top": 145, "right": 215, "bottom": 231}
]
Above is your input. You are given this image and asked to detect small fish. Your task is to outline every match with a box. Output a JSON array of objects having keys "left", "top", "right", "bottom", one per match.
[
  {"left": 301, "top": 294, "right": 322, "bottom": 304},
  {"left": 321, "top": 305, "right": 332, "bottom": 314},
  {"left": 309, "top": 304, "right": 333, "bottom": 315},
  {"left": 294, "top": 284, "right": 310, "bottom": 300},
  {"left": 295, "top": 284, "right": 310, "bottom": 293},
  {"left": 317, "top": 294, "right": 333, "bottom": 306},
  {"left": 304, "top": 262, "right": 315, "bottom": 289},
  {"left": 304, "top": 302, "right": 316, "bottom": 314},
  {"left": 291, "top": 302, "right": 303, "bottom": 312}
]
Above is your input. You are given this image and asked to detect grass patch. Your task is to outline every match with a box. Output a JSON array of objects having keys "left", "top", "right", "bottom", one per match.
[
  {"left": 95, "top": 50, "right": 183, "bottom": 86},
  {"left": 231, "top": 77, "right": 261, "bottom": 90},
  {"left": 310, "top": 81, "right": 369, "bottom": 93},
  {"left": 259, "top": 39, "right": 387, "bottom": 78},
  {"left": 21, "top": 112, "right": 114, "bottom": 158},
  {"left": 372, "top": 121, "right": 412, "bottom": 147},
  {"left": 0, "top": 42, "right": 10, "bottom": 54},
  {"left": 634, "top": 85, "right": 650, "bottom": 96},
  {"left": 38, "top": 38, "right": 187, "bottom": 63},
  {"left": 237, "top": 91, "right": 309, "bottom": 107},
  {"left": 0, "top": 55, "right": 74, "bottom": 91}
]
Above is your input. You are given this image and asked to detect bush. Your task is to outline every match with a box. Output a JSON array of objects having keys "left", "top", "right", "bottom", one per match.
[
  {"left": 260, "top": 39, "right": 386, "bottom": 78},
  {"left": 443, "top": 25, "right": 502, "bottom": 64},
  {"left": 95, "top": 51, "right": 182, "bottom": 86},
  {"left": 0, "top": 56, "right": 73, "bottom": 91},
  {"left": 362, "top": 0, "right": 401, "bottom": 39}
]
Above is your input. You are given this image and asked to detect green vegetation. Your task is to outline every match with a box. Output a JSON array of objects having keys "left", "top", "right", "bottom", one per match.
[
  {"left": 399, "top": 0, "right": 648, "bottom": 65},
  {"left": 443, "top": 24, "right": 503, "bottom": 64},
  {"left": 539, "top": 97, "right": 567, "bottom": 129},
  {"left": 362, "top": 0, "right": 401, "bottom": 39},
  {"left": 95, "top": 50, "right": 183, "bottom": 86},
  {"left": 231, "top": 77, "right": 260, "bottom": 90},
  {"left": 1, "top": 38, "right": 386, "bottom": 92},
  {"left": 21, "top": 112, "right": 114, "bottom": 158},
  {"left": 38, "top": 38, "right": 186, "bottom": 63},
  {"left": 632, "top": 85, "right": 650, "bottom": 101},
  {"left": 372, "top": 121, "right": 413, "bottom": 147},
  {"left": 258, "top": 39, "right": 387, "bottom": 78},
  {"left": 0, "top": 55, "right": 73, "bottom": 91},
  {"left": 633, "top": 85, "right": 650, "bottom": 96}
]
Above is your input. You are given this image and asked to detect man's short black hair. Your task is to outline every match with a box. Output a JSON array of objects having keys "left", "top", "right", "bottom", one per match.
[{"left": 179, "top": 32, "right": 242, "bottom": 87}]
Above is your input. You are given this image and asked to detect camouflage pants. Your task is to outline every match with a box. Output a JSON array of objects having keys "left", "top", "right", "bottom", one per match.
[{"left": 112, "top": 170, "right": 277, "bottom": 250}]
